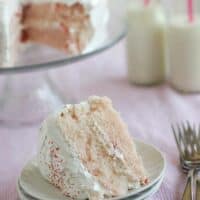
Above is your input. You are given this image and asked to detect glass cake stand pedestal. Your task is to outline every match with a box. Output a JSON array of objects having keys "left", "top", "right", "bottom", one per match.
[
  {"left": 0, "top": 0, "right": 126, "bottom": 127},
  {"left": 0, "top": 71, "right": 65, "bottom": 126}
]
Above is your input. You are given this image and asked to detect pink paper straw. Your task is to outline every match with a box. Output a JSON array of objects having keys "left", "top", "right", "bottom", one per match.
[
  {"left": 187, "top": 0, "right": 194, "bottom": 23},
  {"left": 144, "top": 0, "right": 150, "bottom": 7}
]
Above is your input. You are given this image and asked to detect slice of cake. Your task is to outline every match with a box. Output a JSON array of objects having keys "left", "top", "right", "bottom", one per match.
[
  {"left": 37, "top": 96, "right": 148, "bottom": 200},
  {"left": 19, "top": 0, "right": 109, "bottom": 55}
]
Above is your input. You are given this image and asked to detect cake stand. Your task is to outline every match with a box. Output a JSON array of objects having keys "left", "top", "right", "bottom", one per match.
[{"left": 0, "top": 0, "right": 127, "bottom": 127}]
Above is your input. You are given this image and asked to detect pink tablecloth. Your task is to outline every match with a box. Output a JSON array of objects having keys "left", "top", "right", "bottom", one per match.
[{"left": 0, "top": 40, "right": 200, "bottom": 200}]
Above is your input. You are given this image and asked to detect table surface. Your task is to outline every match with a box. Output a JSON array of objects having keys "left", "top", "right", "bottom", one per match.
[{"left": 0, "top": 40, "right": 200, "bottom": 200}]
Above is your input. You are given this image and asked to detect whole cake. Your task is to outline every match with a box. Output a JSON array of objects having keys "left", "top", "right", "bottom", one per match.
[
  {"left": 0, "top": 0, "right": 109, "bottom": 66},
  {"left": 37, "top": 96, "right": 148, "bottom": 200}
]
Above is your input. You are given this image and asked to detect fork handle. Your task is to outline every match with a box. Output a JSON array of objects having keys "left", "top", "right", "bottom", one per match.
[
  {"left": 182, "top": 169, "right": 195, "bottom": 200},
  {"left": 195, "top": 170, "right": 200, "bottom": 200}
]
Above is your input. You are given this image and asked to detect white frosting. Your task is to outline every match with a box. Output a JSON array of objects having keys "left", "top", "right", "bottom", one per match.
[
  {"left": 84, "top": 0, "right": 109, "bottom": 52},
  {"left": 0, "top": 2, "right": 9, "bottom": 66},
  {"left": 38, "top": 113, "right": 105, "bottom": 199},
  {"left": 0, "top": 1, "right": 19, "bottom": 23},
  {"left": 0, "top": 1, "right": 19, "bottom": 67}
]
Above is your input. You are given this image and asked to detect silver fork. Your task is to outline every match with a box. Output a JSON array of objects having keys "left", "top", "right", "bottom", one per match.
[{"left": 172, "top": 122, "right": 200, "bottom": 200}]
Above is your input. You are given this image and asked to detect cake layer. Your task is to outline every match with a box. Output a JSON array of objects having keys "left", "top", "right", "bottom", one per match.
[
  {"left": 21, "top": 2, "right": 93, "bottom": 54},
  {"left": 21, "top": 2, "right": 87, "bottom": 22},
  {"left": 21, "top": 26, "right": 91, "bottom": 54}
]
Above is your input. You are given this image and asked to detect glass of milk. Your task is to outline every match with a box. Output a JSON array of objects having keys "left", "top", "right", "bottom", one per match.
[
  {"left": 166, "top": 0, "right": 200, "bottom": 93},
  {"left": 126, "top": 0, "right": 166, "bottom": 85}
]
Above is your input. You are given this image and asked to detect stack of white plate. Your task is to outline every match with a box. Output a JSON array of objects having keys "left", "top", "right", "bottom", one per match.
[{"left": 17, "top": 140, "right": 166, "bottom": 200}]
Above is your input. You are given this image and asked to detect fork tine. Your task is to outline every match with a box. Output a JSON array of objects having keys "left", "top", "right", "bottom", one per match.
[
  {"left": 172, "top": 125, "right": 179, "bottom": 146},
  {"left": 178, "top": 123, "right": 184, "bottom": 142},
  {"left": 198, "top": 124, "right": 200, "bottom": 140},
  {"left": 188, "top": 123, "right": 196, "bottom": 155},
  {"left": 183, "top": 121, "right": 188, "bottom": 133},
  {"left": 181, "top": 123, "right": 190, "bottom": 155},
  {"left": 182, "top": 122, "right": 193, "bottom": 157},
  {"left": 197, "top": 124, "right": 200, "bottom": 152},
  {"left": 182, "top": 122, "right": 188, "bottom": 142},
  {"left": 187, "top": 121, "right": 192, "bottom": 130},
  {"left": 185, "top": 121, "right": 190, "bottom": 137},
  {"left": 172, "top": 124, "right": 185, "bottom": 158},
  {"left": 193, "top": 123, "right": 196, "bottom": 133},
  {"left": 191, "top": 125, "right": 199, "bottom": 153}
]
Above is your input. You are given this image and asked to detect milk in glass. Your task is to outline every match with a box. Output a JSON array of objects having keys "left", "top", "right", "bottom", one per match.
[
  {"left": 126, "top": 0, "right": 166, "bottom": 85},
  {"left": 167, "top": 16, "right": 200, "bottom": 92}
]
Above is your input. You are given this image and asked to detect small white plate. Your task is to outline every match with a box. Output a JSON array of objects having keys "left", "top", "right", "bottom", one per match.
[
  {"left": 17, "top": 175, "right": 164, "bottom": 200},
  {"left": 18, "top": 139, "right": 166, "bottom": 200}
]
